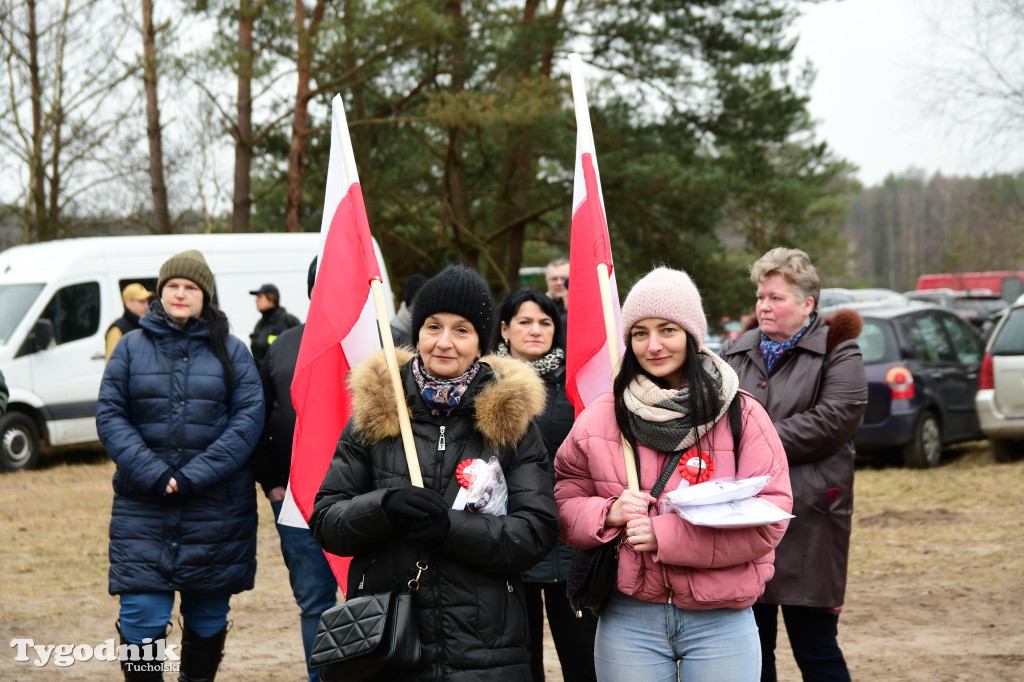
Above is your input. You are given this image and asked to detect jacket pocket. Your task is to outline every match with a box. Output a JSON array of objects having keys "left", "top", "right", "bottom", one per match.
[
  {"left": 476, "top": 574, "right": 527, "bottom": 649},
  {"left": 684, "top": 563, "right": 761, "bottom": 608},
  {"left": 793, "top": 463, "right": 830, "bottom": 516}
]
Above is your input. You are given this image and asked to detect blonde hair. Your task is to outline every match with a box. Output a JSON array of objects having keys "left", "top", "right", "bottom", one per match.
[{"left": 750, "top": 247, "right": 821, "bottom": 307}]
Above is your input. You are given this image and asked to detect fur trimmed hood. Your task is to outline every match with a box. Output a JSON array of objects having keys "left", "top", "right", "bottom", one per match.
[{"left": 347, "top": 348, "right": 548, "bottom": 450}]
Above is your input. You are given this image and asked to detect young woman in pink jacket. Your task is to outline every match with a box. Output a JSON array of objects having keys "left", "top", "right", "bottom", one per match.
[{"left": 555, "top": 267, "right": 793, "bottom": 681}]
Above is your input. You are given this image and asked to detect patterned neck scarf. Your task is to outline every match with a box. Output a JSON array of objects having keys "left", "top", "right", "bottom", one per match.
[
  {"left": 623, "top": 349, "right": 739, "bottom": 453},
  {"left": 411, "top": 354, "right": 481, "bottom": 416},
  {"left": 494, "top": 341, "right": 565, "bottom": 376},
  {"left": 759, "top": 314, "right": 815, "bottom": 372}
]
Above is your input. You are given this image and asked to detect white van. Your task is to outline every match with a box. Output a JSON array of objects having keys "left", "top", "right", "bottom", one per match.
[{"left": 0, "top": 233, "right": 395, "bottom": 471}]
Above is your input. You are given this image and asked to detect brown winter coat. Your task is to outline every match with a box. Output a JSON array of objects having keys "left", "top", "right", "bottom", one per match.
[{"left": 721, "top": 310, "right": 867, "bottom": 607}]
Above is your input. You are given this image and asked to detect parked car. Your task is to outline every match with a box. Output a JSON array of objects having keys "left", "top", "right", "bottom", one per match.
[
  {"left": 851, "top": 301, "right": 985, "bottom": 467},
  {"left": 975, "top": 294, "right": 1024, "bottom": 461},
  {"left": 903, "top": 288, "right": 1006, "bottom": 333},
  {"left": 820, "top": 287, "right": 907, "bottom": 316}
]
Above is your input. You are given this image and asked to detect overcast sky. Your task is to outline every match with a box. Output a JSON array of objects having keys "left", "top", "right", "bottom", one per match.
[{"left": 792, "top": 0, "right": 1023, "bottom": 187}]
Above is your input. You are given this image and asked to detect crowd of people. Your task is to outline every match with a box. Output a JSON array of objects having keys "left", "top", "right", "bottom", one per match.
[{"left": 96, "top": 248, "right": 866, "bottom": 681}]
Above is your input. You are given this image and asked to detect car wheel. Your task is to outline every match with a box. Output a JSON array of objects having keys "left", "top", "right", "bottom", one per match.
[
  {"left": 903, "top": 411, "right": 942, "bottom": 468},
  {"left": 990, "top": 439, "right": 1021, "bottom": 463},
  {"left": 0, "top": 412, "right": 42, "bottom": 472}
]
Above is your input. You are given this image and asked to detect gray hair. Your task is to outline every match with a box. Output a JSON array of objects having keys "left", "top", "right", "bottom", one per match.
[{"left": 749, "top": 247, "right": 821, "bottom": 308}]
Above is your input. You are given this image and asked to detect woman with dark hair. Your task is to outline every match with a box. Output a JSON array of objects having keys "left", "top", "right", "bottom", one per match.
[
  {"left": 310, "top": 265, "right": 560, "bottom": 681},
  {"left": 495, "top": 288, "right": 597, "bottom": 682},
  {"left": 555, "top": 267, "right": 792, "bottom": 681},
  {"left": 97, "top": 249, "right": 264, "bottom": 681}
]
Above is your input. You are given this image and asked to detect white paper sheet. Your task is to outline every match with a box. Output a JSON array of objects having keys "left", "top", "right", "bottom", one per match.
[
  {"left": 673, "top": 497, "right": 794, "bottom": 528},
  {"left": 661, "top": 475, "right": 793, "bottom": 528}
]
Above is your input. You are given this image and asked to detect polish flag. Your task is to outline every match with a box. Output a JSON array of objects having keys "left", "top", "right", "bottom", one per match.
[
  {"left": 285, "top": 95, "right": 384, "bottom": 593},
  {"left": 565, "top": 54, "right": 622, "bottom": 417}
]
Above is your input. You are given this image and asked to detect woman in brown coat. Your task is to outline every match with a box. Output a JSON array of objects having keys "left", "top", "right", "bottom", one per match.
[{"left": 722, "top": 248, "right": 868, "bottom": 682}]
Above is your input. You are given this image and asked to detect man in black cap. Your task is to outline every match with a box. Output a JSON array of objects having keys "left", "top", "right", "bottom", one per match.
[
  {"left": 249, "top": 283, "right": 300, "bottom": 371},
  {"left": 251, "top": 259, "right": 336, "bottom": 682}
]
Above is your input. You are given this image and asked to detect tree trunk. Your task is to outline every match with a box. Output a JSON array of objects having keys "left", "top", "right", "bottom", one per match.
[
  {"left": 495, "top": 0, "right": 564, "bottom": 287},
  {"left": 233, "top": 0, "right": 254, "bottom": 233},
  {"left": 443, "top": 1, "right": 474, "bottom": 265},
  {"left": 344, "top": 0, "right": 373, "bottom": 220},
  {"left": 27, "top": 0, "right": 47, "bottom": 241},
  {"left": 142, "top": 0, "right": 171, "bottom": 233},
  {"left": 285, "top": 0, "right": 326, "bottom": 233}
]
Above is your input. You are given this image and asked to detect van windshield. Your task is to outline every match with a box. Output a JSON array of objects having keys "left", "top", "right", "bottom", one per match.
[{"left": 0, "top": 283, "right": 45, "bottom": 345}]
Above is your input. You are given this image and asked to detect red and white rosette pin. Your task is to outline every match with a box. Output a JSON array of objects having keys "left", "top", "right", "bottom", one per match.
[
  {"left": 456, "top": 459, "right": 477, "bottom": 489},
  {"left": 680, "top": 451, "right": 714, "bottom": 485}
]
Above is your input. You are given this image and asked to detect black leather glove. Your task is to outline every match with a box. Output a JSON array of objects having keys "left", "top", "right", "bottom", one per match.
[
  {"left": 406, "top": 513, "right": 451, "bottom": 545},
  {"left": 381, "top": 487, "right": 449, "bottom": 526}
]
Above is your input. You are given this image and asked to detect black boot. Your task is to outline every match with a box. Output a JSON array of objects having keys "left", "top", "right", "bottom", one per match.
[
  {"left": 177, "top": 621, "right": 228, "bottom": 682},
  {"left": 116, "top": 620, "right": 170, "bottom": 681}
]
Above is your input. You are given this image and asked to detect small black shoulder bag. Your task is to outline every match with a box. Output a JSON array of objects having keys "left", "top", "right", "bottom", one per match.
[
  {"left": 309, "top": 559, "right": 427, "bottom": 682},
  {"left": 566, "top": 447, "right": 685, "bottom": 617}
]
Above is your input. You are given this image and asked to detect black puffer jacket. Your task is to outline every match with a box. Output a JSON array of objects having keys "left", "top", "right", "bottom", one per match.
[
  {"left": 249, "top": 306, "right": 300, "bottom": 370},
  {"left": 521, "top": 364, "right": 576, "bottom": 584},
  {"left": 310, "top": 350, "right": 560, "bottom": 682},
  {"left": 251, "top": 323, "right": 304, "bottom": 495}
]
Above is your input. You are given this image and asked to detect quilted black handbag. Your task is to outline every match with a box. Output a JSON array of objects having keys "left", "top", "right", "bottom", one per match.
[
  {"left": 309, "top": 561, "right": 427, "bottom": 682},
  {"left": 566, "top": 448, "right": 684, "bottom": 617}
]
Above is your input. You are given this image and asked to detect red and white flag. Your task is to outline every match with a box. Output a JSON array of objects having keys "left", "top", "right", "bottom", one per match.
[
  {"left": 285, "top": 95, "right": 384, "bottom": 593},
  {"left": 565, "top": 54, "right": 622, "bottom": 417}
]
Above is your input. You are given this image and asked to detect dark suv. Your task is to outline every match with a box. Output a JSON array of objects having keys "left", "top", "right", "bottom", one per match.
[{"left": 852, "top": 301, "right": 985, "bottom": 467}]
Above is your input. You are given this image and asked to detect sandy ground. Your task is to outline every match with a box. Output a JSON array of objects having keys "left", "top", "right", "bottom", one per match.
[{"left": 1, "top": 445, "right": 1022, "bottom": 680}]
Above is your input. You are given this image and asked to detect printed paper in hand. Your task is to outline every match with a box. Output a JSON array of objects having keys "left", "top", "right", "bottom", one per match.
[{"left": 662, "top": 475, "right": 794, "bottom": 528}]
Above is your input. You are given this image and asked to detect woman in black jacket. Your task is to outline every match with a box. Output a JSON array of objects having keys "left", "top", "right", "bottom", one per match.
[
  {"left": 310, "top": 265, "right": 560, "bottom": 681},
  {"left": 495, "top": 288, "right": 596, "bottom": 682}
]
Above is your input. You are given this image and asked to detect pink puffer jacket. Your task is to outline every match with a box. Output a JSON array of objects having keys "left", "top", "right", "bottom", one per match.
[{"left": 554, "top": 391, "right": 792, "bottom": 610}]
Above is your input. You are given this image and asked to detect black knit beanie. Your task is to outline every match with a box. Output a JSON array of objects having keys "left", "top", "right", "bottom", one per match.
[
  {"left": 158, "top": 249, "right": 215, "bottom": 302},
  {"left": 411, "top": 265, "right": 494, "bottom": 351}
]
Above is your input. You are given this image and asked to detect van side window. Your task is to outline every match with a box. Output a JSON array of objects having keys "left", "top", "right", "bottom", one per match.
[{"left": 39, "top": 282, "right": 101, "bottom": 345}]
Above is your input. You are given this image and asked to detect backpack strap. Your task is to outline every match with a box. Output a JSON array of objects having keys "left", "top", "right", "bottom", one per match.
[{"left": 729, "top": 394, "right": 743, "bottom": 472}]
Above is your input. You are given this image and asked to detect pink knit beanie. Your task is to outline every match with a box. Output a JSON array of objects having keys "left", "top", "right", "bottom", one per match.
[{"left": 621, "top": 267, "right": 707, "bottom": 347}]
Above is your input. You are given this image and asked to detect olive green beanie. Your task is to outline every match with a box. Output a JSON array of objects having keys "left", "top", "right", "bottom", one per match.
[{"left": 158, "top": 249, "right": 215, "bottom": 301}]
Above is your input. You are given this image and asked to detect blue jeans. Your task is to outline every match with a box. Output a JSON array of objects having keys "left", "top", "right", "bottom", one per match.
[
  {"left": 594, "top": 591, "right": 761, "bottom": 682},
  {"left": 272, "top": 499, "right": 338, "bottom": 682},
  {"left": 119, "top": 591, "right": 231, "bottom": 643}
]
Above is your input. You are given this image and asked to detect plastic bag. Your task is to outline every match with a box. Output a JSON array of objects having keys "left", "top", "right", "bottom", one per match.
[{"left": 453, "top": 457, "right": 507, "bottom": 516}]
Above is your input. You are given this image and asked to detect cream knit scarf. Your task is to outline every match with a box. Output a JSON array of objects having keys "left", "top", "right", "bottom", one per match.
[{"left": 623, "top": 349, "right": 739, "bottom": 453}]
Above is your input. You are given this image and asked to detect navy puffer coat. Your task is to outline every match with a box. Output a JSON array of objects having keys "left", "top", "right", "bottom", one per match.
[{"left": 97, "top": 304, "right": 264, "bottom": 595}]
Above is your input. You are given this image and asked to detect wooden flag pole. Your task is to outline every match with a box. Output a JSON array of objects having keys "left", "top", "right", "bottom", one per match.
[
  {"left": 370, "top": 278, "right": 423, "bottom": 488},
  {"left": 597, "top": 263, "right": 639, "bottom": 491}
]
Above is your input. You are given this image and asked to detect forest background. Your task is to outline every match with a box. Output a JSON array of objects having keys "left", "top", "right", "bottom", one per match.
[{"left": 2, "top": 0, "right": 1023, "bottom": 322}]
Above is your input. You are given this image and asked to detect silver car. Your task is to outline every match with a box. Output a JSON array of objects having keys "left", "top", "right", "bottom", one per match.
[{"left": 975, "top": 294, "right": 1024, "bottom": 461}]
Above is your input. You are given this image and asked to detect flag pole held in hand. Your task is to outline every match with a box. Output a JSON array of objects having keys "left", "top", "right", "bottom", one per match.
[
  {"left": 567, "top": 53, "right": 638, "bottom": 490},
  {"left": 370, "top": 279, "right": 423, "bottom": 488}
]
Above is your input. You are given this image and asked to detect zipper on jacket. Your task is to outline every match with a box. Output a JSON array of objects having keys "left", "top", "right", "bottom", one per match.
[
  {"left": 357, "top": 557, "right": 376, "bottom": 591},
  {"left": 437, "top": 425, "right": 446, "bottom": 451},
  {"left": 506, "top": 580, "right": 514, "bottom": 593},
  {"left": 662, "top": 565, "right": 673, "bottom": 605}
]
